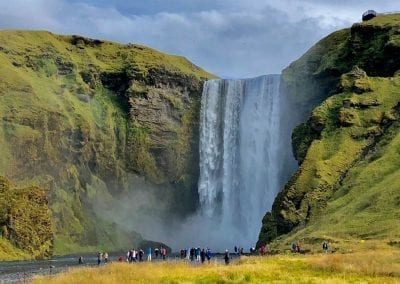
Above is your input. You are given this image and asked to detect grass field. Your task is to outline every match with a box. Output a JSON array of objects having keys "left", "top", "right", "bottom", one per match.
[{"left": 34, "top": 247, "right": 400, "bottom": 283}]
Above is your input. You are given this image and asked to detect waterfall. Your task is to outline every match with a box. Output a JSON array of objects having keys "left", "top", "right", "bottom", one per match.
[{"left": 198, "top": 75, "right": 283, "bottom": 248}]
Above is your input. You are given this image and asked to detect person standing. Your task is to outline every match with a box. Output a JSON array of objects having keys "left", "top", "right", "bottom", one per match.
[
  {"left": 196, "top": 247, "right": 201, "bottom": 262},
  {"left": 97, "top": 252, "right": 102, "bottom": 266},
  {"left": 224, "top": 250, "right": 230, "bottom": 265},
  {"left": 190, "top": 247, "right": 195, "bottom": 261},
  {"left": 161, "top": 247, "right": 167, "bottom": 260},
  {"left": 322, "top": 241, "right": 329, "bottom": 253},
  {"left": 147, "top": 247, "right": 152, "bottom": 262},
  {"left": 139, "top": 249, "right": 144, "bottom": 262},
  {"left": 200, "top": 249, "right": 206, "bottom": 263},
  {"left": 206, "top": 248, "right": 211, "bottom": 264},
  {"left": 104, "top": 252, "right": 109, "bottom": 263},
  {"left": 296, "top": 241, "right": 301, "bottom": 253}
]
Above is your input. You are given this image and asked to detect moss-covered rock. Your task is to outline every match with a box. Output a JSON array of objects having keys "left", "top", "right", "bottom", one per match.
[
  {"left": 0, "top": 176, "right": 53, "bottom": 259},
  {"left": 258, "top": 13, "right": 400, "bottom": 247},
  {"left": 0, "top": 30, "right": 215, "bottom": 258}
]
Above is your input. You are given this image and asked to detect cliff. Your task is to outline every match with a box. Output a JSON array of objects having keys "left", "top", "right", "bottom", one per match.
[
  {"left": 258, "top": 13, "right": 400, "bottom": 249},
  {"left": 0, "top": 30, "right": 215, "bottom": 259}
]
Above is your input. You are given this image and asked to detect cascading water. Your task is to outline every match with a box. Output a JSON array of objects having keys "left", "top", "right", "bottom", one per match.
[{"left": 198, "top": 75, "right": 283, "bottom": 249}]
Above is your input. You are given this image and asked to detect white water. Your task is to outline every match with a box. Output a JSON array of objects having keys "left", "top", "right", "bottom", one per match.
[{"left": 198, "top": 75, "right": 282, "bottom": 249}]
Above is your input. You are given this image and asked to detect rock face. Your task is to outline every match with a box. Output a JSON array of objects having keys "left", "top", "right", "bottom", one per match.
[
  {"left": 0, "top": 30, "right": 215, "bottom": 258},
  {"left": 258, "top": 14, "right": 400, "bottom": 247}
]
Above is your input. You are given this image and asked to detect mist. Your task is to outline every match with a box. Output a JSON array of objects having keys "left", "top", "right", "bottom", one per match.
[{"left": 91, "top": 75, "right": 297, "bottom": 253}]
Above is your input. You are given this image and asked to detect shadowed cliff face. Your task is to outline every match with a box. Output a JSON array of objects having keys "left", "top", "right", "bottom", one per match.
[
  {"left": 258, "top": 14, "right": 400, "bottom": 248},
  {"left": 0, "top": 30, "right": 215, "bottom": 258}
]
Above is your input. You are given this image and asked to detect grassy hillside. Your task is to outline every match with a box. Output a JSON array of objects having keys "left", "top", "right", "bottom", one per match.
[
  {"left": 0, "top": 30, "right": 215, "bottom": 259},
  {"left": 258, "top": 13, "right": 400, "bottom": 248}
]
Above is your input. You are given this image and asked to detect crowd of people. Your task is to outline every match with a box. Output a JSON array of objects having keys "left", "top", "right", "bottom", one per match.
[
  {"left": 178, "top": 247, "right": 212, "bottom": 263},
  {"left": 125, "top": 246, "right": 168, "bottom": 263},
  {"left": 80, "top": 241, "right": 330, "bottom": 266}
]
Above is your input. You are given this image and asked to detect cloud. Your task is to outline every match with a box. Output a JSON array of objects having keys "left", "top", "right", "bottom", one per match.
[{"left": 0, "top": 0, "right": 399, "bottom": 77}]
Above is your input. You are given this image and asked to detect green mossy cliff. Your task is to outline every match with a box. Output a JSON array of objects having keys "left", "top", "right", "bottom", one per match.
[
  {"left": 258, "top": 14, "right": 400, "bottom": 248},
  {"left": 0, "top": 30, "right": 215, "bottom": 259}
]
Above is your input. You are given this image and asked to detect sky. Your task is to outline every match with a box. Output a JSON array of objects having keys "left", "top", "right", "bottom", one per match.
[{"left": 0, "top": 0, "right": 399, "bottom": 78}]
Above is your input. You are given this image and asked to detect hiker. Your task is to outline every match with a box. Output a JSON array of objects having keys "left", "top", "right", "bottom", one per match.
[
  {"left": 104, "top": 252, "right": 109, "bottom": 263},
  {"left": 97, "top": 252, "right": 102, "bottom": 266},
  {"left": 224, "top": 250, "right": 230, "bottom": 265},
  {"left": 200, "top": 249, "right": 206, "bottom": 263},
  {"left": 155, "top": 248, "right": 160, "bottom": 259},
  {"left": 78, "top": 256, "right": 83, "bottom": 264},
  {"left": 234, "top": 246, "right": 238, "bottom": 255},
  {"left": 147, "top": 247, "right": 152, "bottom": 261},
  {"left": 322, "top": 241, "right": 329, "bottom": 253}
]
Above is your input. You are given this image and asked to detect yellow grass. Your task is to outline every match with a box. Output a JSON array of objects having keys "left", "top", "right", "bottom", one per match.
[{"left": 34, "top": 250, "right": 400, "bottom": 284}]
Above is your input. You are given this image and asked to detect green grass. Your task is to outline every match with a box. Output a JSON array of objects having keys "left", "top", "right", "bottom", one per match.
[{"left": 360, "top": 13, "right": 400, "bottom": 27}]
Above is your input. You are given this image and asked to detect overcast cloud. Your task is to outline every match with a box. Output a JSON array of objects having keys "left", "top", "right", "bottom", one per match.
[{"left": 0, "top": 0, "right": 399, "bottom": 77}]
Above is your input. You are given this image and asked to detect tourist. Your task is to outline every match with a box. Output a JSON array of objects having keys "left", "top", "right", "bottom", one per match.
[
  {"left": 322, "top": 241, "right": 329, "bottom": 253},
  {"left": 147, "top": 247, "right": 152, "bottom": 261},
  {"left": 224, "top": 250, "right": 230, "bottom": 265},
  {"left": 296, "top": 241, "right": 301, "bottom": 253},
  {"left": 291, "top": 243, "right": 296, "bottom": 253},
  {"left": 196, "top": 247, "right": 201, "bottom": 261},
  {"left": 155, "top": 247, "right": 160, "bottom": 259},
  {"left": 206, "top": 248, "right": 211, "bottom": 263},
  {"left": 78, "top": 256, "right": 83, "bottom": 264},
  {"left": 104, "top": 252, "right": 109, "bottom": 263},
  {"left": 200, "top": 249, "right": 206, "bottom": 263},
  {"left": 139, "top": 249, "right": 144, "bottom": 262},
  {"left": 161, "top": 246, "right": 167, "bottom": 260},
  {"left": 97, "top": 252, "right": 102, "bottom": 265},
  {"left": 190, "top": 247, "right": 195, "bottom": 261},
  {"left": 132, "top": 249, "right": 137, "bottom": 262}
]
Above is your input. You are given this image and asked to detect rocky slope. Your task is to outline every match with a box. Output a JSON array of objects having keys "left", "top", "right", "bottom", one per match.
[
  {"left": 258, "top": 13, "right": 400, "bottom": 249},
  {"left": 0, "top": 30, "right": 215, "bottom": 259}
]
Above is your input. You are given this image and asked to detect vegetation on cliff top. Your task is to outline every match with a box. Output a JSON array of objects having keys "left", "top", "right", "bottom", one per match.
[
  {"left": 0, "top": 30, "right": 215, "bottom": 259},
  {"left": 259, "top": 13, "right": 400, "bottom": 248}
]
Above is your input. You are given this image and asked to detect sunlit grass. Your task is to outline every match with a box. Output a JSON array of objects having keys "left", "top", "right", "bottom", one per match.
[{"left": 34, "top": 250, "right": 400, "bottom": 283}]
